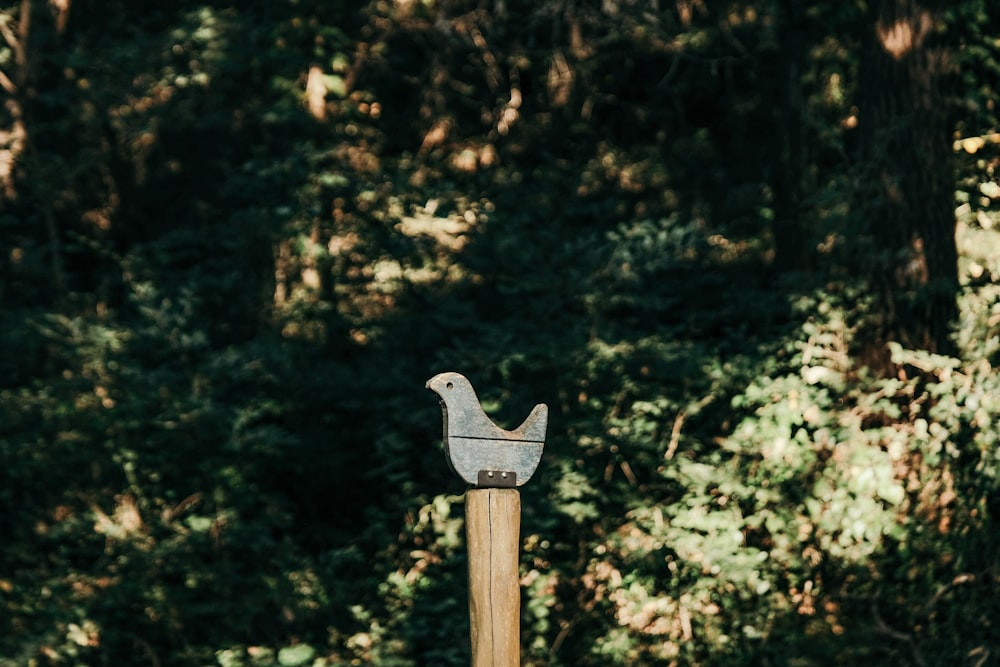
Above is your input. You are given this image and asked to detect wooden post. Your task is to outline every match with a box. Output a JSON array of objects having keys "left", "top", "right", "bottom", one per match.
[
  {"left": 466, "top": 488, "right": 521, "bottom": 667},
  {"left": 427, "top": 372, "right": 545, "bottom": 667}
]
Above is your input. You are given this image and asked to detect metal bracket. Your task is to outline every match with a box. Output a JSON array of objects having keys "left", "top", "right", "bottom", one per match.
[{"left": 477, "top": 470, "right": 517, "bottom": 488}]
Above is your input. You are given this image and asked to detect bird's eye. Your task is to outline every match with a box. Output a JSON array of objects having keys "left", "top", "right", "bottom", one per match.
[{"left": 446, "top": 382, "right": 454, "bottom": 390}]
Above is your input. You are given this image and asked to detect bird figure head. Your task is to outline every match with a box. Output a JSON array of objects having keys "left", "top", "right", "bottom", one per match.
[{"left": 426, "top": 371, "right": 475, "bottom": 409}]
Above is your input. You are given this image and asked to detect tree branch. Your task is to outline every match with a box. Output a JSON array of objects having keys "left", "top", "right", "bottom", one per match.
[
  {"left": 872, "top": 601, "right": 927, "bottom": 667},
  {"left": 0, "top": 15, "right": 20, "bottom": 55},
  {"left": 0, "top": 67, "right": 16, "bottom": 94}
]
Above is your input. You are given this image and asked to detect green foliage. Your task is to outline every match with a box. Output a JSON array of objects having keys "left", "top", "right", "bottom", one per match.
[{"left": 1, "top": 0, "right": 999, "bottom": 666}]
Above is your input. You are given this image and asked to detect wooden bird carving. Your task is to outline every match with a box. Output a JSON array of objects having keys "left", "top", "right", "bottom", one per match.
[{"left": 427, "top": 372, "right": 547, "bottom": 487}]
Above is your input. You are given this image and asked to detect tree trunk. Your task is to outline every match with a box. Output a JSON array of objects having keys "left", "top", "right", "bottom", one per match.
[
  {"left": 771, "top": 0, "right": 813, "bottom": 274},
  {"left": 854, "top": 0, "right": 958, "bottom": 366},
  {"left": 0, "top": 0, "right": 66, "bottom": 297}
]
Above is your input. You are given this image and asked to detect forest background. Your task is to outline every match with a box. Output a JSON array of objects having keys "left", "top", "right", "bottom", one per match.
[{"left": 2, "top": 0, "right": 1000, "bottom": 665}]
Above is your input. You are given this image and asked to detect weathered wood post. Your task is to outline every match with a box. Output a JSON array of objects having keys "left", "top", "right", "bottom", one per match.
[
  {"left": 427, "top": 372, "right": 548, "bottom": 667},
  {"left": 465, "top": 488, "right": 520, "bottom": 666}
]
